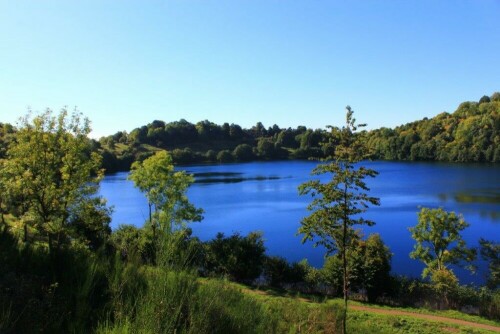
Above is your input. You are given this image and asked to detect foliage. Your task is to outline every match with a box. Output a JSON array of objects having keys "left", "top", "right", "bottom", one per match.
[
  {"left": 359, "top": 233, "right": 392, "bottom": 302},
  {"left": 99, "top": 273, "right": 276, "bottom": 334},
  {"left": 479, "top": 238, "right": 500, "bottom": 289},
  {"left": 262, "top": 256, "right": 311, "bottom": 288},
  {"left": 321, "top": 233, "right": 392, "bottom": 302},
  {"left": 409, "top": 207, "right": 476, "bottom": 279},
  {"left": 111, "top": 224, "right": 155, "bottom": 263},
  {"left": 430, "top": 268, "right": 459, "bottom": 309},
  {"left": 232, "top": 143, "right": 255, "bottom": 162},
  {"left": 217, "top": 149, "right": 234, "bottom": 162},
  {"left": 1, "top": 108, "right": 110, "bottom": 253},
  {"left": 481, "top": 289, "right": 500, "bottom": 320},
  {"left": 128, "top": 151, "right": 203, "bottom": 263},
  {"left": 366, "top": 92, "right": 500, "bottom": 162},
  {"left": 0, "top": 230, "right": 117, "bottom": 333},
  {"left": 203, "top": 232, "right": 266, "bottom": 282}
]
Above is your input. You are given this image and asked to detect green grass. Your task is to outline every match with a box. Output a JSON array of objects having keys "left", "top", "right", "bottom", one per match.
[
  {"left": 139, "top": 144, "right": 163, "bottom": 152},
  {"left": 223, "top": 281, "right": 500, "bottom": 334},
  {"left": 2, "top": 223, "right": 497, "bottom": 334},
  {"left": 346, "top": 311, "right": 491, "bottom": 334},
  {"left": 346, "top": 300, "right": 500, "bottom": 328}
]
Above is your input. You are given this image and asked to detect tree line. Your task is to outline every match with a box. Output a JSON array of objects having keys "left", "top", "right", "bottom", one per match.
[
  {"left": 95, "top": 92, "right": 499, "bottom": 172},
  {"left": 0, "top": 93, "right": 498, "bottom": 174},
  {"left": 367, "top": 93, "right": 500, "bottom": 162}
]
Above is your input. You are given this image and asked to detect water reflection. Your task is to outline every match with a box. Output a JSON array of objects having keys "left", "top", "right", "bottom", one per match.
[
  {"left": 196, "top": 175, "right": 282, "bottom": 184},
  {"left": 454, "top": 191, "right": 500, "bottom": 204},
  {"left": 191, "top": 172, "right": 243, "bottom": 177}
]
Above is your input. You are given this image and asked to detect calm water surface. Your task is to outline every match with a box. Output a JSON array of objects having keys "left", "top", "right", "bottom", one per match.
[{"left": 99, "top": 161, "right": 500, "bottom": 285}]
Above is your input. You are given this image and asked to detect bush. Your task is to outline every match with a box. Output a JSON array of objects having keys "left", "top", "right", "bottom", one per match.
[
  {"left": 0, "top": 230, "right": 114, "bottom": 333},
  {"left": 290, "top": 147, "right": 324, "bottom": 159},
  {"left": 203, "top": 232, "right": 265, "bottom": 283},
  {"left": 232, "top": 144, "right": 254, "bottom": 162},
  {"left": 479, "top": 288, "right": 500, "bottom": 320},
  {"left": 171, "top": 148, "right": 197, "bottom": 164},
  {"left": 217, "top": 150, "right": 233, "bottom": 163},
  {"left": 320, "top": 234, "right": 392, "bottom": 302},
  {"left": 263, "top": 256, "right": 293, "bottom": 287},
  {"left": 205, "top": 149, "right": 217, "bottom": 162},
  {"left": 111, "top": 224, "right": 155, "bottom": 263}
]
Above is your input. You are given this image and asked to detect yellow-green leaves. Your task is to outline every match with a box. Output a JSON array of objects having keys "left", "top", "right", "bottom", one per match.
[
  {"left": 409, "top": 207, "right": 476, "bottom": 279},
  {"left": 129, "top": 150, "right": 203, "bottom": 233},
  {"left": 129, "top": 150, "right": 203, "bottom": 267},
  {"left": 1, "top": 108, "right": 108, "bottom": 251}
]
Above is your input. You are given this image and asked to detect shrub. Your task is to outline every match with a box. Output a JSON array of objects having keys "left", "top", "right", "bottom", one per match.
[
  {"left": 217, "top": 150, "right": 233, "bottom": 163},
  {"left": 232, "top": 144, "right": 254, "bottom": 162},
  {"left": 203, "top": 232, "right": 265, "bottom": 282}
]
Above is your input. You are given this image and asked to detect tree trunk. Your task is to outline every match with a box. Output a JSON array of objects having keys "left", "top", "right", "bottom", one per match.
[
  {"left": 342, "top": 185, "right": 348, "bottom": 334},
  {"left": 48, "top": 232, "right": 53, "bottom": 254},
  {"left": 342, "top": 239, "right": 348, "bottom": 334},
  {"left": 149, "top": 203, "right": 157, "bottom": 265},
  {"left": 23, "top": 222, "right": 28, "bottom": 243},
  {"left": 0, "top": 202, "right": 5, "bottom": 227},
  {"left": 149, "top": 203, "right": 155, "bottom": 240}
]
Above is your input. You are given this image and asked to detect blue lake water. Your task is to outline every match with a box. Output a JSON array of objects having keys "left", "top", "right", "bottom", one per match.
[{"left": 99, "top": 161, "right": 500, "bottom": 285}]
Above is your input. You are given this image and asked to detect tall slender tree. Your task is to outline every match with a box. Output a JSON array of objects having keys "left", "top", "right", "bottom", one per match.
[{"left": 298, "top": 106, "right": 379, "bottom": 334}]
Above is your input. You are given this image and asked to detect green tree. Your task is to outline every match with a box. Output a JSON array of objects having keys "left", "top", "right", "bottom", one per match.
[
  {"left": 321, "top": 233, "right": 391, "bottom": 303},
  {"left": 479, "top": 238, "right": 500, "bottom": 289},
  {"left": 430, "top": 268, "right": 459, "bottom": 309},
  {"left": 479, "top": 95, "right": 491, "bottom": 104},
  {"left": 263, "top": 256, "right": 310, "bottom": 288},
  {"left": 0, "top": 167, "right": 13, "bottom": 228},
  {"left": 203, "top": 232, "right": 265, "bottom": 282},
  {"left": 111, "top": 224, "right": 154, "bottom": 262},
  {"left": 409, "top": 207, "right": 476, "bottom": 279},
  {"left": 298, "top": 106, "right": 379, "bottom": 334},
  {"left": 357, "top": 233, "right": 392, "bottom": 302},
  {"left": 128, "top": 150, "right": 203, "bottom": 263},
  {"left": 1, "top": 108, "right": 109, "bottom": 253},
  {"left": 232, "top": 143, "right": 254, "bottom": 162},
  {"left": 216, "top": 150, "right": 233, "bottom": 163},
  {"left": 491, "top": 92, "right": 500, "bottom": 102},
  {"left": 256, "top": 138, "right": 276, "bottom": 159}
]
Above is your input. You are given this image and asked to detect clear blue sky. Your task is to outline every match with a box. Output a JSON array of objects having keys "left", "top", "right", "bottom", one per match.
[{"left": 1, "top": 1, "right": 499, "bottom": 138}]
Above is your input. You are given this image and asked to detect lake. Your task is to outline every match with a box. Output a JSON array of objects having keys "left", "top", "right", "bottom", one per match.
[{"left": 99, "top": 161, "right": 500, "bottom": 285}]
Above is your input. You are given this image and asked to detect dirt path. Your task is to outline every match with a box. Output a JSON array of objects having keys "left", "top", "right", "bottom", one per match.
[
  {"left": 349, "top": 305, "right": 500, "bottom": 332},
  {"left": 238, "top": 286, "right": 500, "bottom": 332}
]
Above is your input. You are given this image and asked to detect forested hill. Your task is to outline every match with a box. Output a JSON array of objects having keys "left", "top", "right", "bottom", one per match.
[
  {"left": 0, "top": 93, "right": 498, "bottom": 173},
  {"left": 96, "top": 93, "right": 499, "bottom": 171},
  {"left": 367, "top": 93, "right": 500, "bottom": 162}
]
